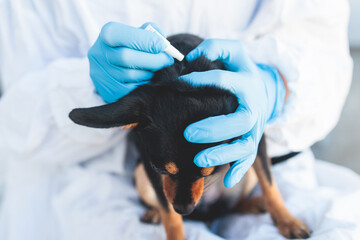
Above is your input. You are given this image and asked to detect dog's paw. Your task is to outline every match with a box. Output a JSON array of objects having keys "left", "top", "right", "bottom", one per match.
[
  {"left": 276, "top": 217, "right": 311, "bottom": 239},
  {"left": 140, "top": 209, "right": 161, "bottom": 224},
  {"left": 166, "top": 234, "right": 186, "bottom": 240}
]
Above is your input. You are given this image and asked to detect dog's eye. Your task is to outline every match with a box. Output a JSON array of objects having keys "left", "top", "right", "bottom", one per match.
[
  {"left": 149, "top": 161, "right": 167, "bottom": 174},
  {"left": 159, "top": 170, "right": 170, "bottom": 175},
  {"left": 165, "top": 162, "right": 179, "bottom": 175}
]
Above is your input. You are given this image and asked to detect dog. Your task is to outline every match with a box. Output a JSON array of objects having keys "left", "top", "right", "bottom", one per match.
[{"left": 69, "top": 34, "right": 311, "bottom": 240}]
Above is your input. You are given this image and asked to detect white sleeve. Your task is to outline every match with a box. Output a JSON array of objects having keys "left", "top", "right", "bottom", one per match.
[
  {"left": 244, "top": 0, "right": 353, "bottom": 154},
  {"left": 0, "top": 1, "right": 127, "bottom": 166},
  {"left": 0, "top": 57, "right": 128, "bottom": 167},
  {"left": 0, "top": 0, "right": 99, "bottom": 91}
]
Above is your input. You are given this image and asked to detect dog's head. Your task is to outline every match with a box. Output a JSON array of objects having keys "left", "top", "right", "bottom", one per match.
[{"left": 70, "top": 40, "right": 239, "bottom": 215}]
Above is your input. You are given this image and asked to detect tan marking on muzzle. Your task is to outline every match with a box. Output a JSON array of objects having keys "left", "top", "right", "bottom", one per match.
[
  {"left": 191, "top": 177, "right": 204, "bottom": 204},
  {"left": 201, "top": 167, "right": 215, "bottom": 176},
  {"left": 163, "top": 175, "right": 176, "bottom": 203},
  {"left": 165, "top": 162, "right": 179, "bottom": 175}
]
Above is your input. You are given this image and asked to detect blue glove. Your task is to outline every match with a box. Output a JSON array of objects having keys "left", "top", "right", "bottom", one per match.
[
  {"left": 181, "top": 39, "right": 286, "bottom": 188},
  {"left": 88, "top": 22, "right": 174, "bottom": 103}
]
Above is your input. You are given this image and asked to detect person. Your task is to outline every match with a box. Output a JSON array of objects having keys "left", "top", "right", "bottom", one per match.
[
  {"left": 89, "top": 22, "right": 287, "bottom": 188},
  {"left": 0, "top": 1, "right": 357, "bottom": 240}
]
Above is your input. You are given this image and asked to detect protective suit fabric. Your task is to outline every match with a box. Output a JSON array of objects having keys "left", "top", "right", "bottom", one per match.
[
  {"left": 0, "top": 0, "right": 356, "bottom": 239},
  {"left": 1, "top": 150, "right": 359, "bottom": 240}
]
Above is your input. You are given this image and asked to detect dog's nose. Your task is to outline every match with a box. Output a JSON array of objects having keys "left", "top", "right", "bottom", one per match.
[{"left": 173, "top": 203, "right": 195, "bottom": 216}]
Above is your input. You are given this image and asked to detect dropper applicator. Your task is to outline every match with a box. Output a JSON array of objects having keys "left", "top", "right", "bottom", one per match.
[{"left": 145, "top": 25, "right": 184, "bottom": 62}]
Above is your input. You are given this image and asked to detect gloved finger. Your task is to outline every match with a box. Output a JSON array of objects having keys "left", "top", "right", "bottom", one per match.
[
  {"left": 180, "top": 70, "right": 237, "bottom": 89},
  {"left": 89, "top": 58, "right": 150, "bottom": 102},
  {"left": 95, "top": 80, "right": 140, "bottom": 103},
  {"left": 193, "top": 134, "right": 256, "bottom": 167},
  {"left": 90, "top": 62, "right": 142, "bottom": 103},
  {"left": 90, "top": 55, "right": 155, "bottom": 83},
  {"left": 180, "top": 70, "right": 255, "bottom": 97},
  {"left": 140, "top": 22, "right": 167, "bottom": 37},
  {"left": 90, "top": 37, "right": 156, "bottom": 83},
  {"left": 106, "top": 46, "right": 174, "bottom": 71},
  {"left": 223, "top": 154, "right": 256, "bottom": 188},
  {"left": 100, "top": 22, "right": 166, "bottom": 53},
  {"left": 184, "top": 107, "right": 256, "bottom": 143},
  {"left": 186, "top": 39, "right": 255, "bottom": 72}
]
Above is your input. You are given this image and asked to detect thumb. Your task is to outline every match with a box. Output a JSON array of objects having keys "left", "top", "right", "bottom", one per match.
[
  {"left": 224, "top": 153, "right": 256, "bottom": 188},
  {"left": 100, "top": 22, "right": 166, "bottom": 54}
]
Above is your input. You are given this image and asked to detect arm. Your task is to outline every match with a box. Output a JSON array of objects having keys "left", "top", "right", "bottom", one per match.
[
  {"left": 245, "top": 0, "right": 353, "bottom": 152},
  {"left": 182, "top": 0, "right": 353, "bottom": 187}
]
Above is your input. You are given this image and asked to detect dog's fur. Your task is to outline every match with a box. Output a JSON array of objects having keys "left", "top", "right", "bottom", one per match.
[{"left": 69, "top": 34, "right": 310, "bottom": 240}]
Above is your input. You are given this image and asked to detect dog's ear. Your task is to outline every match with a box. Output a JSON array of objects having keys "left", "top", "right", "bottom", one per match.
[{"left": 69, "top": 91, "right": 148, "bottom": 129}]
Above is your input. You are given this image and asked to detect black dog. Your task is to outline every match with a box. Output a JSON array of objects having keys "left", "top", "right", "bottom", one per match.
[{"left": 69, "top": 34, "right": 310, "bottom": 240}]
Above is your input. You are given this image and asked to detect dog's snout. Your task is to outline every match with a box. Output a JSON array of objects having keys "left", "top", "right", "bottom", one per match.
[{"left": 173, "top": 203, "right": 195, "bottom": 216}]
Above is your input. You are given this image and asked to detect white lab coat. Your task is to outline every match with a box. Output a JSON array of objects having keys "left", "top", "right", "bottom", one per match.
[{"left": 0, "top": 0, "right": 358, "bottom": 240}]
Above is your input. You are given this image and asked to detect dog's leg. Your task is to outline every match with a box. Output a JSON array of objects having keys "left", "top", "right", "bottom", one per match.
[
  {"left": 233, "top": 167, "right": 266, "bottom": 214},
  {"left": 235, "top": 195, "right": 266, "bottom": 214},
  {"left": 159, "top": 205, "right": 185, "bottom": 240},
  {"left": 253, "top": 137, "right": 310, "bottom": 239},
  {"left": 134, "top": 163, "right": 162, "bottom": 224},
  {"left": 141, "top": 208, "right": 161, "bottom": 224}
]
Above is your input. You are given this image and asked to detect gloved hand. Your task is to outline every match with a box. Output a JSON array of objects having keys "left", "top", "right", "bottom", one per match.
[
  {"left": 88, "top": 22, "right": 174, "bottom": 103},
  {"left": 181, "top": 39, "right": 286, "bottom": 188}
]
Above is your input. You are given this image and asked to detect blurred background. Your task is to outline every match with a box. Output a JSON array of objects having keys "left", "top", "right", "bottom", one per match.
[
  {"left": 312, "top": 0, "right": 360, "bottom": 173},
  {"left": 0, "top": 1, "right": 359, "bottom": 173}
]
